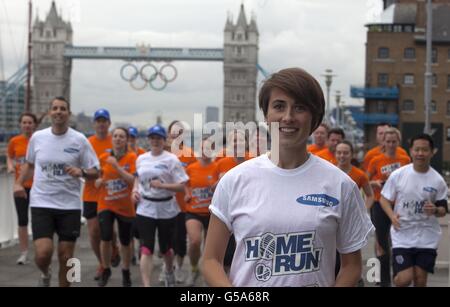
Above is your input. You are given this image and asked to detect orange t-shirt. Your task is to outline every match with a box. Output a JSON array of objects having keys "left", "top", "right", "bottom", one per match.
[
  {"left": 173, "top": 146, "right": 197, "bottom": 212},
  {"left": 217, "top": 153, "right": 253, "bottom": 175},
  {"left": 316, "top": 148, "right": 337, "bottom": 165},
  {"left": 131, "top": 146, "right": 146, "bottom": 156},
  {"left": 367, "top": 154, "right": 411, "bottom": 201},
  {"left": 347, "top": 166, "right": 369, "bottom": 190},
  {"left": 97, "top": 151, "right": 137, "bottom": 218},
  {"left": 83, "top": 135, "right": 113, "bottom": 202},
  {"left": 308, "top": 144, "right": 327, "bottom": 155},
  {"left": 362, "top": 146, "right": 408, "bottom": 171},
  {"left": 7, "top": 134, "right": 33, "bottom": 188},
  {"left": 185, "top": 161, "right": 220, "bottom": 215}
]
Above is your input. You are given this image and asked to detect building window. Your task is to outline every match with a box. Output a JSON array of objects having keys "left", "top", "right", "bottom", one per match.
[
  {"left": 447, "top": 101, "right": 450, "bottom": 116},
  {"left": 431, "top": 101, "right": 437, "bottom": 113},
  {"left": 46, "top": 30, "right": 51, "bottom": 38},
  {"left": 432, "top": 48, "right": 438, "bottom": 63},
  {"left": 378, "top": 47, "right": 390, "bottom": 59},
  {"left": 378, "top": 73, "right": 389, "bottom": 87},
  {"left": 432, "top": 74, "right": 438, "bottom": 86},
  {"left": 404, "top": 48, "right": 416, "bottom": 59},
  {"left": 393, "top": 25, "right": 402, "bottom": 32},
  {"left": 402, "top": 100, "right": 415, "bottom": 112},
  {"left": 403, "top": 74, "right": 415, "bottom": 85},
  {"left": 404, "top": 25, "right": 414, "bottom": 32},
  {"left": 377, "top": 101, "right": 388, "bottom": 113}
]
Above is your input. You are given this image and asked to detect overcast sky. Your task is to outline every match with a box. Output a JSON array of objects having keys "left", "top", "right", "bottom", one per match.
[{"left": 0, "top": 0, "right": 384, "bottom": 128}]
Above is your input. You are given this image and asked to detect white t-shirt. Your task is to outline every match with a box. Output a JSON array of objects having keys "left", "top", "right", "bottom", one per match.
[
  {"left": 26, "top": 127, "right": 99, "bottom": 210},
  {"left": 136, "top": 150, "right": 189, "bottom": 219},
  {"left": 210, "top": 154, "right": 374, "bottom": 287},
  {"left": 381, "top": 164, "right": 448, "bottom": 249}
]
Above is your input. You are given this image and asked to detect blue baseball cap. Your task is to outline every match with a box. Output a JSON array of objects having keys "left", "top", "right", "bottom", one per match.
[
  {"left": 94, "top": 108, "right": 110, "bottom": 121},
  {"left": 147, "top": 125, "right": 167, "bottom": 139},
  {"left": 128, "top": 126, "right": 138, "bottom": 138}
]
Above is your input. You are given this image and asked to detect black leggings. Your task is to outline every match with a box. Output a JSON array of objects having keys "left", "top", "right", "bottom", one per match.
[
  {"left": 14, "top": 188, "right": 31, "bottom": 227},
  {"left": 136, "top": 215, "right": 176, "bottom": 255},
  {"left": 370, "top": 201, "right": 392, "bottom": 286},
  {"left": 173, "top": 212, "right": 187, "bottom": 257},
  {"left": 98, "top": 210, "right": 133, "bottom": 246}
]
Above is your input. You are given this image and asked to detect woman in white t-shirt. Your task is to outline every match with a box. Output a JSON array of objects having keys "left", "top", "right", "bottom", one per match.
[
  {"left": 203, "top": 68, "right": 374, "bottom": 287},
  {"left": 132, "top": 125, "right": 189, "bottom": 287}
]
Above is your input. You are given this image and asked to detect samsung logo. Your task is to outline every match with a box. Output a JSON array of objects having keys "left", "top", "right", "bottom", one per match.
[
  {"left": 64, "top": 148, "right": 80, "bottom": 154},
  {"left": 423, "top": 187, "right": 438, "bottom": 193},
  {"left": 296, "top": 194, "right": 339, "bottom": 208}
]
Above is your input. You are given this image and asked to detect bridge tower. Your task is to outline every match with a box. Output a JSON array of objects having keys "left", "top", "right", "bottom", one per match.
[
  {"left": 32, "top": 1, "right": 72, "bottom": 116},
  {"left": 223, "top": 4, "right": 259, "bottom": 124}
]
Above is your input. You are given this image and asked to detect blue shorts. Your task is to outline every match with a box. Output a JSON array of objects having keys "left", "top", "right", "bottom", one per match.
[{"left": 392, "top": 248, "right": 437, "bottom": 276}]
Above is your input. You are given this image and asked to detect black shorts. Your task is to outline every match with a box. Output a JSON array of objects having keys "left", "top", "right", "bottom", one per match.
[
  {"left": 173, "top": 212, "right": 187, "bottom": 257},
  {"left": 31, "top": 208, "right": 81, "bottom": 242},
  {"left": 98, "top": 210, "right": 134, "bottom": 246},
  {"left": 83, "top": 201, "right": 98, "bottom": 219},
  {"left": 392, "top": 248, "right": 437, "bottom": 276},
  {"left": 185, "top": 212, "right": 210, "bottom": 231},
  {"left": 14, "top": 188, "right": 31, "bottom": 227},
  {"left": 136, "top": 215, "right": 176, "bottom": 255}
]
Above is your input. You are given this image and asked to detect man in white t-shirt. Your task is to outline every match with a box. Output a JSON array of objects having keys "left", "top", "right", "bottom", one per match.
[
  {"left": 380, "top": 134, "right": 448, "bottom": 287},
  {"left": 202, "top": 68, "right": 374, "bottom": 287},
  {"left": 14, "top": 97, "right": 99, "bottom": 287}
]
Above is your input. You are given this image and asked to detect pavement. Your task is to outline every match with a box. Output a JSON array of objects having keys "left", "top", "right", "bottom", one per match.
[{"left": 0, "top": 225, "right": 448, "bottom": 287}]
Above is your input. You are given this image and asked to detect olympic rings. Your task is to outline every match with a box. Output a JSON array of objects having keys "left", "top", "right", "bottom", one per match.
[{"left": 120, "top": 62, "right": 178, "bottom": 91}]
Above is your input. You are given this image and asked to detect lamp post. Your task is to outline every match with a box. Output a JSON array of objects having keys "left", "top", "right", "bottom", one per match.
[
  {"left": 335, "top": 91, "right": 341, "bottom": 127},
  {"left": 424, "top": 0, "right": 432, "bottom": 134},
  {"left": 321, "top": 69, "right": 336, "bottom": 124}
]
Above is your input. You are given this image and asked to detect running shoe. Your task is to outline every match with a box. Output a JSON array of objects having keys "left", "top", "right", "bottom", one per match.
[{"left": 16, "top": 251, "right": 29, "bottom": 265}]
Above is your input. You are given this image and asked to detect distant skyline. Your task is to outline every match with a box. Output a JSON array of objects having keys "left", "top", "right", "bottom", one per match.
[{"left": 0, "top": 0, "right": 383, "bottom": 128}]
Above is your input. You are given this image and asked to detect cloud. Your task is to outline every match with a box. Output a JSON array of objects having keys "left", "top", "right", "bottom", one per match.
[{"left": 1, "top": 0, "right": 372, "bottom": 127}]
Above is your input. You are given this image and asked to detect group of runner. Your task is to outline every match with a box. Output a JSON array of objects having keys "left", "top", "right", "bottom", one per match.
[{"left": 7, "top": 67, "right": 448, "bottom": 287}]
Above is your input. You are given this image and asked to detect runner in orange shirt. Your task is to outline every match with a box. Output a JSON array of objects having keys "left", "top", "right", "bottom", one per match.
[
  {"left": 164, "top": 120, "right": 197, "bottom": 283},
  {"left": 7, "top": 113, "right": 37, "bottom": 265},
  {"left": 128, "top": 126, "right": 146, "bottom": 156},
  {"left": 336, "top": 141, "right": 374, "bottom": 209},
  {"left": 95, "top": 127, "right": 137, "bottom": 287},
  {"left": 316, "top": 128, "right": 345, "bottom": 165},
  {"left": 367, "top": 127, "right": 411, "bottom": 287},
  {"left": 82, "top": 109, "right": 118, "bottom": 280},
  {"left": 307, "top": 122, "right": 329, "bottom": 154},
  {"left": 362, "top": 123, "right": 408, "bottom": 170},
  {"left": 184, "top": 138, "right": 220, "bottom": 286}
]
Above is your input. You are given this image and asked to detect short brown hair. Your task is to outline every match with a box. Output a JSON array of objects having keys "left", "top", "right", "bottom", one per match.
[
  {"left": 49, "top": 96, "right": 70, "bottom": 111},
  {"left": 258, "top": 68, "right": 325, "bottom": 134},
  {"left": 19, "top": 112, "right": 38, "bottom": 124}
]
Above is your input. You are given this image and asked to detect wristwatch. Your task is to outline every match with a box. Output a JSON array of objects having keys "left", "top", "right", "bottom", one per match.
[{"left": 81, "top": 168, "right": 88, "bottom": 178}]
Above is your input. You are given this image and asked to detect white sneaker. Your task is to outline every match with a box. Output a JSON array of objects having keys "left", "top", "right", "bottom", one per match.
[
  {"left": 174, "top": 266, "right": 186, "bottom": 284},
  {"left": 159, "top": 263, "right": 166, "bottom": 283},
  {"left": 16, "top": 252, "right": 28, "bottom": 265},
  {"left": 186, "top": 269, "right": 200, "bottom": 287}
]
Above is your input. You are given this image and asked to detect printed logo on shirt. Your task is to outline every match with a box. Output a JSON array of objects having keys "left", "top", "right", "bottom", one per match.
[
  {"left": 64, "top": 147, "right": 80, "bottom": 154},
  {"left": 105, "top": 179, "right": 128, "bottom": 196},
  {"left": 154, "top": 164, "right": 169, "bottom": 171},
  {"left": 380, "top": 163, "right": 401, "bottom": 175},
  {"left": 192, "top": 187, "right": 214, "bottom": 202},
  {"left": 402, "top": 200, "right": 426, "bottom": 215},
  {"left": 244, "top": 231, "right": 322, "bottom": 282},
  {"left": 423, "top": 186, "right": 438, "bottom": 193},
  {"left": 41, "top": 163, "right": 67, "bottom": 177},
  {"left": 296, "top": 194, "right": 339, "bottom": 208}
]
